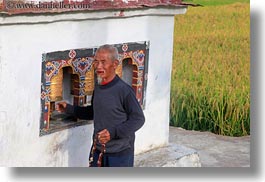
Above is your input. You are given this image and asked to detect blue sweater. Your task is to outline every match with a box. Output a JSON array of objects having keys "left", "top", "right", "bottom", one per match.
[{"left": 66, "top": 75, "right": 145, "bottom": 155}]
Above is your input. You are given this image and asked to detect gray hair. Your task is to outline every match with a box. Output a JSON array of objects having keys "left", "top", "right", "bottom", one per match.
[{"left": 95, "top": 44, "right": 119, "bottom": 62}]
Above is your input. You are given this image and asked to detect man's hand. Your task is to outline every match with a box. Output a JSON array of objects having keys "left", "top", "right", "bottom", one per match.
[
  {"left": 55, "top": 102, "right": 67, "bottom": 113},
  {"left": 97, "top": 129, "right": 111, "bottom": 144}
]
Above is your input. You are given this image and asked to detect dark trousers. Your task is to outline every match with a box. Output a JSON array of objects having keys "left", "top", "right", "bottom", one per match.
[{"left": 89, "top": 150, "right": 134, "bottom": 167}]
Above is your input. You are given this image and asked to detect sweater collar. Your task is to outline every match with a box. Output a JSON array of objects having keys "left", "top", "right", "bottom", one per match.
[{"left": 98, "top": 75, "right": 120, "bottom": 89}]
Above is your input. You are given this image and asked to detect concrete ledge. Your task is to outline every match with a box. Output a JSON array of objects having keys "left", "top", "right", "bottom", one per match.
[{"left": 134, "top": 144, "right": 201, "bottom": 167}]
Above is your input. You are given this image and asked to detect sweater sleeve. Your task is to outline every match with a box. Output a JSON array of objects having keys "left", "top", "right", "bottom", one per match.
[
  {"left": 65, "top": 104, "right": 93, "bottom": 120},
  {"left": 65, "top": 93, "right": 94, "bottom": 120},
  {"left": 107, "top": 90, "right": 145, "bottom": 139}
]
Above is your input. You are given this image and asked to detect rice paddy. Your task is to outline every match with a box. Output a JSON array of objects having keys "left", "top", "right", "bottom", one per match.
[{"left": 170, "top": 1, "right": 250, "bottom": 136}]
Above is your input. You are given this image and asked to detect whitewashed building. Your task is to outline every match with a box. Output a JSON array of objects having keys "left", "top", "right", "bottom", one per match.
[{"left": 0, "top": 0, "right": 187, "bottom": 166}]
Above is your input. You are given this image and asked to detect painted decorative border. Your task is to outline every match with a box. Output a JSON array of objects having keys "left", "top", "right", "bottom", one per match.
[{"left": 40, "top": 41, "right": 149, "bottom": 136}]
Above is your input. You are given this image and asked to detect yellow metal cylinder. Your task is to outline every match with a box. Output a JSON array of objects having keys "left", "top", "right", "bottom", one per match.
[
  {"left": 116, "top": 64, "right": 122, "bottom": 78},
  {"left": 84, "top": 69, "right": 94, "bottom": 95},
  {"left": 50, "top": 69, "right": 63, "bottom": 101}
]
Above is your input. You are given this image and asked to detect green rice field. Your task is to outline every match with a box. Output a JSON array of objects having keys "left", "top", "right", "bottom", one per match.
[{"left": 170, "top": 1, "right": 250, "bottom": 136}]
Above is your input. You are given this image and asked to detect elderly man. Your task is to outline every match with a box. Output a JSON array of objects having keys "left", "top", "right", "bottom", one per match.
[{"left": 56, "top": 44, "right": 145, "bottom": 167}]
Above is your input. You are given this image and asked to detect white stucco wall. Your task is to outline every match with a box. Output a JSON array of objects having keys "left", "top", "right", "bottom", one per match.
[{"left": 0, "top": 7, "right": 186, "bottom": 167}]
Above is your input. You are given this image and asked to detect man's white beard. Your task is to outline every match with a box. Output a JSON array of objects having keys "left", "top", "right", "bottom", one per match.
[{"left": 97, "top": 75, "right": 103, "bottom": 85}]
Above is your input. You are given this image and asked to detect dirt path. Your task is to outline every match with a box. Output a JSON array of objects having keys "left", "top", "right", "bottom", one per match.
[{"left": 169, "top": 126, "right": 250, "bottom": 167}]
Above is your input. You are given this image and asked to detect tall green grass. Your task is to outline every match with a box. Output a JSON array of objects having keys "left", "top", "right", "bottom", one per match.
[
  {"left": 183, "top": 0, "right": 250, "bottom": 6},
  {"left": 170, "top": 3, "right": 250, "bottom": 136}
]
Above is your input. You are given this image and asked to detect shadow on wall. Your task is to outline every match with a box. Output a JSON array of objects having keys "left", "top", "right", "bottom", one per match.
[{"left": 67, "top": 124, "right": 93, "bottom": 167}]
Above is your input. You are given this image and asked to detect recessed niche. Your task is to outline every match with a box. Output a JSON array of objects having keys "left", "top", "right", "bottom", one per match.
[{"left": 40, "top": 42, "right": 149, "bottom": 136}]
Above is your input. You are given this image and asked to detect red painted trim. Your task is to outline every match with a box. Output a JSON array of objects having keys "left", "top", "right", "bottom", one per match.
[{"left": 1, "top": 0, "right": 183, "bottom": 15}]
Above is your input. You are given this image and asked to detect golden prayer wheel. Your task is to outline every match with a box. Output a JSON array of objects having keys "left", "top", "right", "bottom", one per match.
[
  {"left": 116, "top": 64, "right": 123, "bottom": 78},
  {"left": 71, "top": 74, "right": 79, "bottom": 95},
  {"left": 84, "top": 70, "right": 94, "bottom": 95},
  {"left": 50, "top": 69, "right": 63, "bottom": 101}
]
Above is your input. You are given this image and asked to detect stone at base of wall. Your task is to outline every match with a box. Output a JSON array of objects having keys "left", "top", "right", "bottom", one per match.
[{"left": 134, "top": 144, "right": 201, "bottom": 167}]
